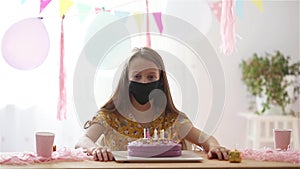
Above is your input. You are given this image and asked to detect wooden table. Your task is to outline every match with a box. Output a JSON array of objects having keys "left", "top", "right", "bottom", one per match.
[{"left": 1, "top": 151, "right": 299, "bottom": 169}]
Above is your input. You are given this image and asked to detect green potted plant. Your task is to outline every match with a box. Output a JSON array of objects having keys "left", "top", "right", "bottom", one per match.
[{"left": 240, "top": 51, "right": 300, "bottom": 115}]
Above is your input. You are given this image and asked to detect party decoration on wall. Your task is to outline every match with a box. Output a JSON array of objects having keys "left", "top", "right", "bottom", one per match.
[
  {"left": 145, "top": 0, "right": 151, "bottom": 47},
  {"left": 251, "top": 0, "right": 263, "bottom": 12},
  {"left": 236, "top": 0, "right": 244, "bottom": 19},
  {"left": 164, "top": 0, "right": 212, "bottom": 35},
  {"left": 114, "top": 11, "right": 130, "bottom": 18},
  {"left": 153, "top": 12, "right": 163, "bottom": 34},
  {"left": 40, "top": 0, "right": 52, "bottom": 13},
  {"left": 220, "top": 0, "right": 236, "bottom": 56},
  {"left": 209, "top": 0, "right": 264, "bottom": 55},
  {"left": 57, "top": 15, "right": 66, "bottom": 120},
  {"left": 209, "top": 1, "right": 222, "bottom": 22},
  {"left": 77, "top": 2, "right": 92, "bottom": 22},
  {"left": 210, "top": 0, "right": 264, "bottom": 22},
  {"left": 95, "top": 7, "right": 102, "bottom": 14},
  {"left": 1, "top": 18, "right": 50, "bottom": 70},
  {"left": 134, "top": 12, "right": 144, "bottom": 33},
  {"left": 95, "top": 7, "right": 109, "bottom": 14},
  {"left": 60, "top": 0, "right": 74, "bottom": 17}
]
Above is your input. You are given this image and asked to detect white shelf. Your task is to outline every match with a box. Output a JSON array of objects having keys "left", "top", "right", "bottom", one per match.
[{"left": 239, "top": 113, "right": 299, "bottom": 149}]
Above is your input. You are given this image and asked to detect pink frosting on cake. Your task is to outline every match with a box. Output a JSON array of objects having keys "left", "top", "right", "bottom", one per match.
[{"left": 128, "top": 138, "right": 182, "bottom": 157}]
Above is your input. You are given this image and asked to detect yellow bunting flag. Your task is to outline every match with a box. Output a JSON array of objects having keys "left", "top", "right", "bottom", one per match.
[
  {"left": 251, "top": 0, "right": 263, "bottom": 12},
  {"left": 133, "top": 12, "right": 144, "bottom": 32},
  {"left": 60, "top": 0, "right": 74, "bottom": 16}
]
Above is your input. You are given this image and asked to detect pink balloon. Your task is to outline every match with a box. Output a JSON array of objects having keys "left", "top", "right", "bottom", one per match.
[{"left": 1, "top": 18, "right": 50, "bottom": 70}]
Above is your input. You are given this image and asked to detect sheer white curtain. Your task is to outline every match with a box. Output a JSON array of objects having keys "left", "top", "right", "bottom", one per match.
[{"left": 0, "top": 0, "right": 84, "bottom": 152}]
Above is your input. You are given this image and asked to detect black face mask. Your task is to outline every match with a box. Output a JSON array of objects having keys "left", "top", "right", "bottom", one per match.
[{"left": 129, "top": 80, "right": 162, "bottom": 105}]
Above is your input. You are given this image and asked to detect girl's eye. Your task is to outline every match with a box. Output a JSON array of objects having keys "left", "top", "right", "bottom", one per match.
[
  {"left": 134, "top": 74, "right": 141, "bottom": 80},
  {"left": 147, "top": 75, "right": 157, "bottom": 81}
]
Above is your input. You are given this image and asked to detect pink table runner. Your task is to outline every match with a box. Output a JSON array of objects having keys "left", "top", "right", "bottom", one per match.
[
  {"left": 0, "top": 147, "right": 92, "bottom": 165},
  {"left": 242, "top": 148, "right": 300, "bottom": 165}
]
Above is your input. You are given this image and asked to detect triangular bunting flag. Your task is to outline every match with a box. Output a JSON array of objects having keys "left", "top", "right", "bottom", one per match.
[
  {"left": 114, "top": 10, "right": 130, "bottom": 18},
  {"left": 152, "top": 12, "right": 163, "bottom": 34},
  {"left": 77, "top": 2, "right": 92, "bottom": 22},
  {"left": 251, "top": 0, "right": 263, "bottom": 12},
  {"left": 236, "top": 0, "right": 244, "bottom": 19},
  {"left": 40, "top": 0, "right": 52, "bottom": 13},
  {"left": 134, "top": 12, "right": 144, "bottom": 32},
  {"left": 60, "top": 0, "right": 74, "bottom": 17}
]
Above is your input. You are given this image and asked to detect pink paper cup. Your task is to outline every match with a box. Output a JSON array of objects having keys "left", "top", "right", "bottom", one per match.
[
  {"left": 273, "top": 129, "right": 292, "bottom": 150},
  {"left": 35, "top": 132, "right": 55, "bottom": 158}
]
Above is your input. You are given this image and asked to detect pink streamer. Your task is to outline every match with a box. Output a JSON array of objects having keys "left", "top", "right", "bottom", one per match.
[
  {"left": 153, "top": 12, "right": 163, "bottom": 34},
  {"left": 220, "top": 0, "right": 236, "bottom": 55},
  {"left": 242, "top": 148, "right": 300, "bottom": 165},
  {"left": 0, "top": 147, "right": 92, "bottom": 165},
  {"left": 145, "top": 0, "right": 151, "bottom": 47},
  {"left": 57, "top": 15, "right": 66, "bottom": 120},
  {"left": 209, "top": 1, "right": 222, "bottom": 22}
]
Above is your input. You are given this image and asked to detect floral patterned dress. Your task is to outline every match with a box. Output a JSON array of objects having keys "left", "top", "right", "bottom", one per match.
[{"left": 84, "top": 110, "right": 194, "bottom": 151}]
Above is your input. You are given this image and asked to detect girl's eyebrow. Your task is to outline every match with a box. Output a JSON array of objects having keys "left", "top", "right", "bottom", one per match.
[
  {"left": 131, "top": 71, "right": 140, "bottom": 74},
  {"left": 148, "top": 71, "right": 158, "bottom": 74},
  {"left": 131, "top": 69, "right": 159, "bottom": 74}
]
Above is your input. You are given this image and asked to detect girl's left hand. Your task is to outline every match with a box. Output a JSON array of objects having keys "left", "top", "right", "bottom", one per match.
[{"left": 207, "top": 146, "right": 229, "bottom": 160}]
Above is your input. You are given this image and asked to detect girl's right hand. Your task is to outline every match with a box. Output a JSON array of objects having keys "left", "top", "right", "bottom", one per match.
[{"left": 91, "top": 146, "right": 114, "bottom": 161}]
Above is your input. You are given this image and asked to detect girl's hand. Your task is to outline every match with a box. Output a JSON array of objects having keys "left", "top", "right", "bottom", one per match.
[
  {"left": 207, "top": 146, "right": 229, "bottom": 160},
  {"left": 91, "top": 146, "right": 114, "bottom": 161}
]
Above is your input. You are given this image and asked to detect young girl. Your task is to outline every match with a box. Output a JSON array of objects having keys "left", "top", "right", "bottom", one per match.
[{"left": 75, "top": 47, "right": 229, "bottom": 161}]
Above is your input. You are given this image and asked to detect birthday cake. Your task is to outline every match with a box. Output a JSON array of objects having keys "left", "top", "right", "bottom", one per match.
[{"left": 127, "top": 129, "right": 182, "bottom": 157}]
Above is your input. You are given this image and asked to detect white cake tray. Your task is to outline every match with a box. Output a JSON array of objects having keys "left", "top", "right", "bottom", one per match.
[{"left": 112, "top": 150, "right": 203, "bottom": 162}]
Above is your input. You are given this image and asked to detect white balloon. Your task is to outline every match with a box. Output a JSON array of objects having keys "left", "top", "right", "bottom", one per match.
[{"left": 163, "top": 0, "right": 212, "bottom": 35}]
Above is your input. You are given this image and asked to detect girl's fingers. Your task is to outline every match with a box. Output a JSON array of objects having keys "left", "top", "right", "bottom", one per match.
[
  {"left": 92, "top": 149, "right": 99, "bottom": 161},
  {"left": 92, "top": 147, "right": 114, "bottom": 161},
  {"left": 208, "top": 147, "right": 229, "bottom": 160},
  {"left": 214, "top": 149, "right": 223, "bottom": 160},
  {"left": 107, "top": 149, "right": 114, "bottom": 161},
  {"left": 101, "top": 148, "right": 108, "bottom": 161},
  {"left": 96, "top": 149, "right": 103, "bottom": 161}
]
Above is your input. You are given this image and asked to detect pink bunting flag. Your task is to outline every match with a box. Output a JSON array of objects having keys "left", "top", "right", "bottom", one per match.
[
  {"left": 57, "top": 15, "right": 66, "bottom": 120},
  {"left": 153, "top": 12, "right": 163, "bottom": 34},
  {"left": 40, "top": 0, "right": 52, "bottom": 13},
  {"left": 220, "top": 0, "right": 236, "bottom": 55}
]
